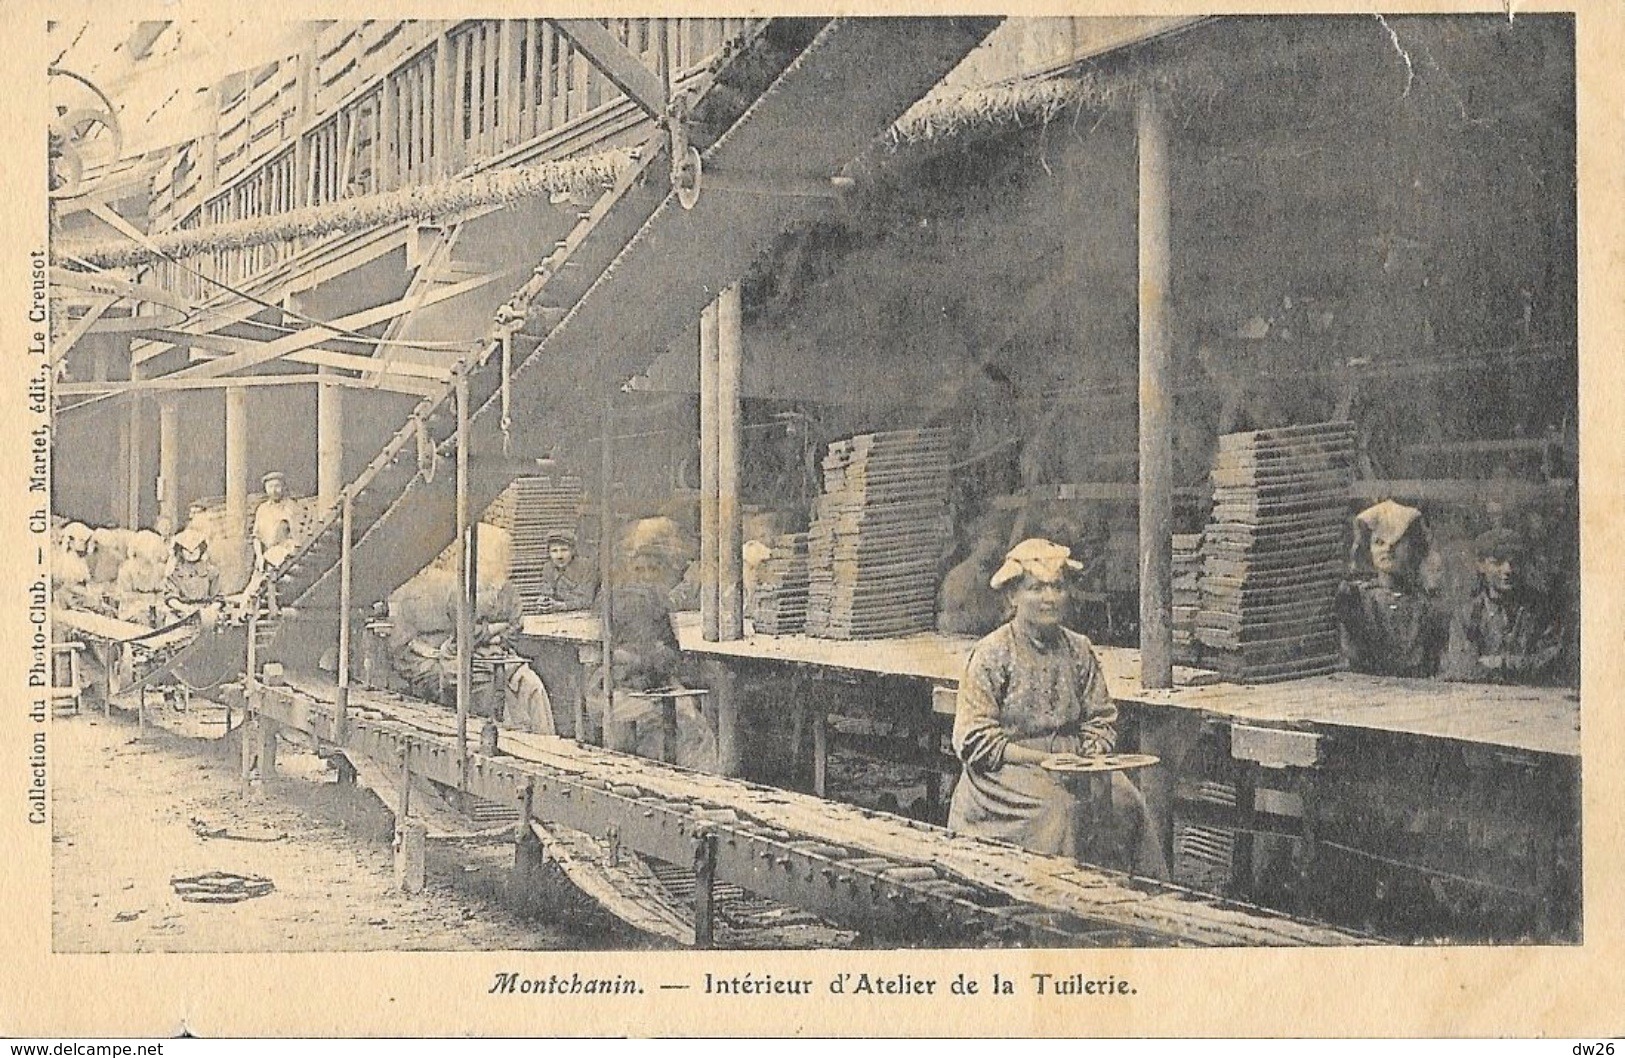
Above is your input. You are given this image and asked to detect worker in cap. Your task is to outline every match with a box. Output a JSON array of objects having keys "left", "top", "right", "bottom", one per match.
[
  {"left": 1442, "top": 526, "right": 1565, "bottom": 684},
  {"left": 947, "top": 539, "right": 1166, "bottom": 877},
  {"left": 1335, "top": 500, "right": 1448, "bottom": 677},
  {"left": 534, "top": 528, "right": 596, "bottom": 613},
  {"left": 239, "top": 470, "right": 301, "bottom": 613}
]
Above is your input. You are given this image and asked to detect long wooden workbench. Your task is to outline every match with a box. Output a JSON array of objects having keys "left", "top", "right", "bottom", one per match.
[
  {"left": 519, "top": 611, "right": 1579, "bottom": 758},
  {"left": 517, "top": 611, "right": 1582, "bottom": 941}
]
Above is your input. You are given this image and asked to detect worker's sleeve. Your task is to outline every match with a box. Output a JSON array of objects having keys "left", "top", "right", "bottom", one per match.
[
  {"left": 1334, "top": 581, "right": 1373, "bottom": 672},
  {"left": 1439, "top": 603, "right": 1488, "bottom": 682},
  {"left": 1076, "top": 646, "right": 1118, "bottom": 755},
  {"left": 1504, "top": 608, "right": 1565, "bottom": 681},
  {"left": 952, "top": 641, "right": 1011, "bottom": 772},
  {"left": 558, "top": 566, "right": 598, "bottom": 610}
]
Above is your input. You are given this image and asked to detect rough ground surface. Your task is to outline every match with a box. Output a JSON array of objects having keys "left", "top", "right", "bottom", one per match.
[{"left": 51, "top": 704, "right": 636, "bottom": 952}]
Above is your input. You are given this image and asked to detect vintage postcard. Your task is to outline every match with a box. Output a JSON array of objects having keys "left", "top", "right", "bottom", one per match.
[{"left": 1, "top": 0, "right": 1621, "bottom": 1038}]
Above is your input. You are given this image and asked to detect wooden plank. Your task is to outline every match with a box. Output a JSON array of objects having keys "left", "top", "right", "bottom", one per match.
[
  {"left": 540, "top": 22, "right": 558, "bottom": 133},
  {"left": 500, "top": 19, "right": 520, "bottom": 142},
  {"left": 485, "top": 22, "right": 501, "bottom": 155},
  {"left": 1230, "top": 724, "right": 1322, "bottom": 769}
]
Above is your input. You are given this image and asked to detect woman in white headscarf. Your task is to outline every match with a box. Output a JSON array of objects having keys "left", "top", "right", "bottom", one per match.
[
  {"left": 948, "top": 539, "right": 1166, "bottom": 876},
  {"left": 1335, "top": 500, "right": 1448, "bottom": 677}
]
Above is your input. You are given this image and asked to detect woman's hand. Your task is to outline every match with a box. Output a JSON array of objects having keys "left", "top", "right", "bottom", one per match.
[{"left": 1001, "top": 743, "right": 1050, "bottom": 766}]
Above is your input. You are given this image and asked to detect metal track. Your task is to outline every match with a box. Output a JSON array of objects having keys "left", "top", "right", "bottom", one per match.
[{"left": 249, "top": 676, "right": 1364, "bottom": 948}]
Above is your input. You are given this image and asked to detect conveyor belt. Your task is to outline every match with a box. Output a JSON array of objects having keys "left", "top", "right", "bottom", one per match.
[{"left": 252, "top": 674, "right": 1365, "bottom": 948}]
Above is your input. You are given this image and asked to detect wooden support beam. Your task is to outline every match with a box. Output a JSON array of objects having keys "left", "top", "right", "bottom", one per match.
[
  {"left": 698, "top": 300, "right": 720, "bottom": 642},
  {"left": 225, "top": 386, "right": 248, "bottom": 543},
  {"left": 455, "top": 376, "right": 472, "bottom": 790},
  {"left": 51, "top": 296, "right": 117, "bottom": 366},
  {"left": 1137, "top": 89, "right": 1173, "bottom": 690},
  {"left": 158, "top": 398, "right": 180, "bottom": 530},
  {"left": 317, "top": 369, "right": 344, "bottom": 509},
  {"left": 717, "top": 282, "right": 744, "bottom": 641},
  {"left": 55, "top": 372, "right": 440, "bottom": 398},
  {"left": 597, "top": 394, "right": 616, "bottom": 749},
  {"left": 336, "top": 494, "right": 353, "bottom": 740},
  {"left": 164, "top": 269, "right": 502, "bottom": 382},
  {"left": 551, "top": 19, "right": 667, "bottom": 119},
  {"left": 434, "top": 33, "right": 454, "bottom": 178},
  {"left": 126, "top": 395, "right": 144, "bottom": 529},
  {"left": 692, "top": 828, "right": 718, "bottom": 948}
]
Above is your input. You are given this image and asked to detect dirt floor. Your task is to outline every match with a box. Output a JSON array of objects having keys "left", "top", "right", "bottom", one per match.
[{"left": 51, "top": 701, "right": 641, "bottom": 953}]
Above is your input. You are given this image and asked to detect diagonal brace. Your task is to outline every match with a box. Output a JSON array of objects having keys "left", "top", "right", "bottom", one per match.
[{"left": 549, "top": 19, "right": 668, "bottom": 119}]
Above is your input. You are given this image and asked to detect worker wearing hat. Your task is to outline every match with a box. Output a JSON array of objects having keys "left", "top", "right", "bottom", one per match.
[
  {"left": 947, "top": 539, "right": 1166, "bottom": 876},
  {"left": 1441, "top": 527, "right": 1565, "bottom": 684},
  {"left": 252, "top": 472, "right": 300, "bottom": 567},
  {"left": 1335, "top": 500, "right": 1449, "bottom": 677},
  {"left": 238, "top": 471, "right": 302, "bottom": 613},
  {"left": 163, "top": 528, "right": 222, "bottom": 609},
  {"left": 534, "top": 528, "right": 597, "bottom": 613}
]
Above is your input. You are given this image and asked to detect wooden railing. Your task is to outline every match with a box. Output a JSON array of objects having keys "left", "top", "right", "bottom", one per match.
[{"left": 148, "top": 18, "right": 758, "bottom": 303}]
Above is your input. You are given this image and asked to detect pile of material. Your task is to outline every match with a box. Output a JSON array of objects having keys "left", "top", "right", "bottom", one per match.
[
  {"left": 484, "top": 476, "right": 583, "bottom": 616},
  {"left": 750, "top": 533, "right": 810, "bottom": 635},
  {"left": 805, "top": 429, "right": 952, "bottom": 640},
  {"left": 1196, "top": 422, "right": 1355, "bottom": 683},
  {"left": 1171, "top": 532, "right": 1203, "bottom": 667}
]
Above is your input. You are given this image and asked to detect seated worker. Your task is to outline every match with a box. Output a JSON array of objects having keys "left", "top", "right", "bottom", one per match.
[
  {"left": 948, "top": 538, "right": 1167, "bottom": 877},
  {"left": 936, "top": 515, "right": 1009, "bottom": 638},
  {"left": 52, "top": 522, "right": 94, "bottom": 611},
  {"left": 585, "top": 525, "right": 717, "bottom": 771},
  {"left": 386, "top": 568, "right": 557, "bottom": 734},
  {"left": 114, "top": 530, "right": 171, "bottom": 627},
  {"left": 252, "top": 471, "right": 300, "bottom": 569},
  {"left": 162, "top": 529, "right": 222, "bottom": 615},
  {"left": 1441, "top": 527, "right": 1566, "bottom": 684},
  {"left": 533, "top": 530, "right": 597, "bottom": 613},
  {"left": 1335, "top": 500, "right": 1448, "bottom": 677},
  {"left": 234, "top": 471, "right": 302, "bottom": 612}
]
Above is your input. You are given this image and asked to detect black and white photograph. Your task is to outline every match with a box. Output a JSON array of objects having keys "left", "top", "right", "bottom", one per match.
[{"left": 10, "top": 3, "right": 1619, "bottom": 1038}]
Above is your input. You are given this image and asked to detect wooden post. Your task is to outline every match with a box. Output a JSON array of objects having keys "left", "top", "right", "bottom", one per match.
[
  {"left": 224, "top": 385, "right": 248, "bottom": 553},
  {"left": 157, "top": 397, "right": 180, "bottom": 531},
  {"left": 434, "top": 31, "right": 454, "bottom": 177},
  {"left": 712, "top": 661, "right": 741, "bottom": 779},
  {"left": 499, "top": 19, "right": 519, "bottom": 143},
  {"left": 698, "top": 301, "right": 720, "bottom": 641},
  {"left": 336, "top": 492, "right": 353, "bottom": 739},
  {"left": 513, "top": 779, "right": 544, "bottom": 873},
  {"left": 693, "top": 829, "right": 718, "bottom": 948},
  {"left": 317, "top": 368, "right": 344, "bottom": 511},
  {"left": 454, "top": 378, "right": 472, "bottom": 790},
  {"left": 598, "top": 394, "right": 615, "bottom": 747},
  {"left": 811, "top": 709, "right": 828, "bottom": 798},
  {"left": 1137, "top": 89, "right": 1174, "bottom": 690},
  {"left": 126, "top": 394, "right": 144, "bottom": 528},
  {"left": 395, "top": 818, "right": 427, "bottom": 894},
  {"left": 717, "top": 283, "right": 744, "bottom": 640}
]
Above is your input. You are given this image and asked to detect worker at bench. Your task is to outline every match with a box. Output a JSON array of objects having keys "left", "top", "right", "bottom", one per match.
[
  {"left": 1441, "top": 527, "right": 1566, "bottom": 685},
  {"left": 948, "top": 538, "right": 1167, "bottom": 877}
]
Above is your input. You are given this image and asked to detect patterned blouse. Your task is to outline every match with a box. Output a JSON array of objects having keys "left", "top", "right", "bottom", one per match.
[{"left": 952, "top": 622, "right": 1118, "bottom": 771}]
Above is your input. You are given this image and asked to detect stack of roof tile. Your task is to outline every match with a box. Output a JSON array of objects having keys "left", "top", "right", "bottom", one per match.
[
  {"left": 751, "top": 532, "right": 811, "bottom": 636},
  {"left": 805, "top": 429, "right": 952, "bottom": 640},
  {"left": 1195, "top": 422, "right": 1354, "bottom": 683},
  {"left": 1172, "top": 532, "right": 1204, "bottom": 667}
]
